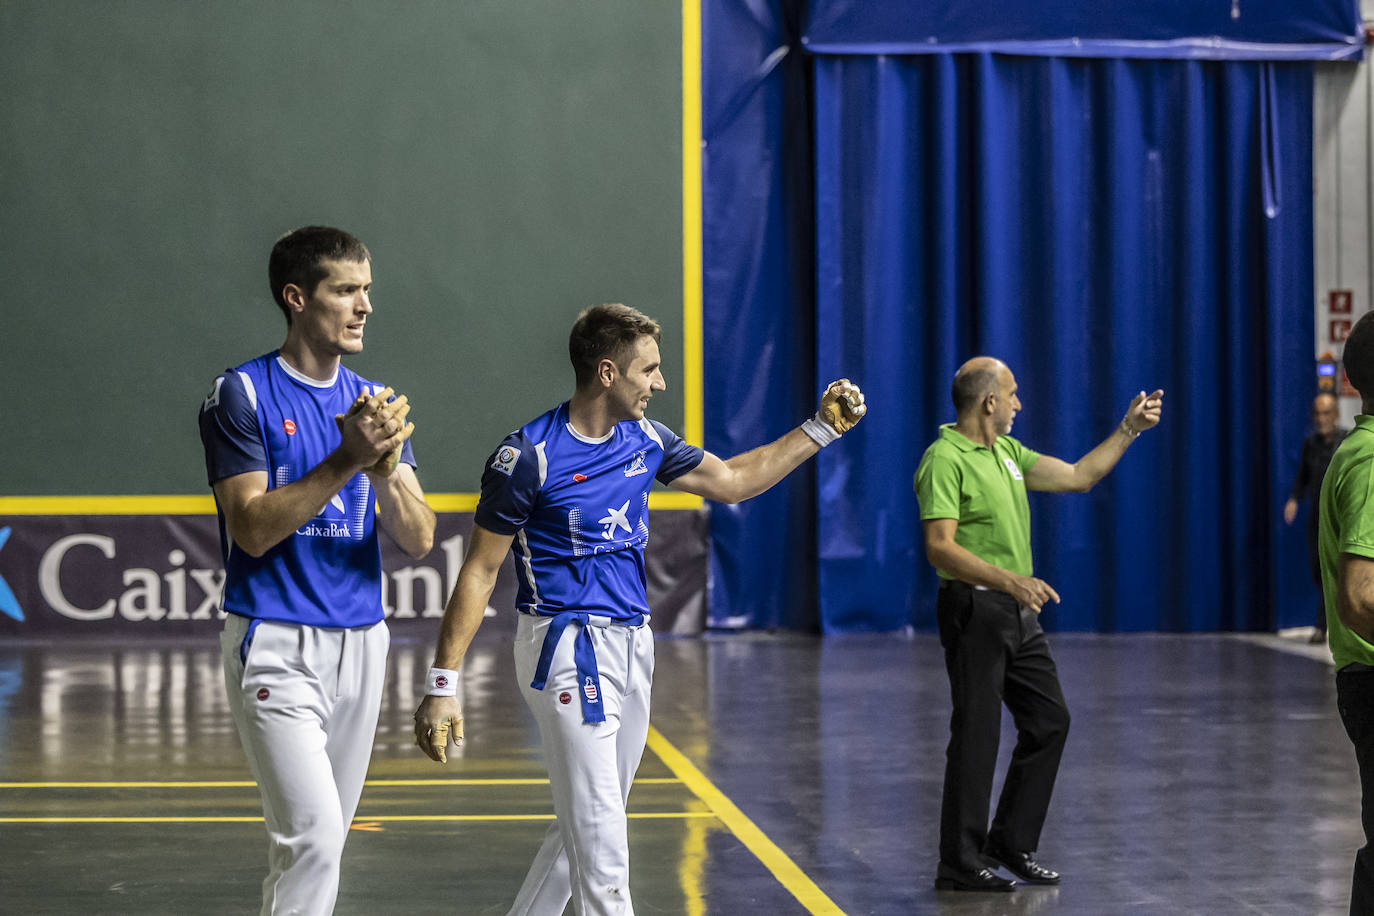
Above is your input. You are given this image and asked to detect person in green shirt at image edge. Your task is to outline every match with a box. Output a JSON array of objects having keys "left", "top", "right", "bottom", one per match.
[{"left": 1318, "top": 311, "right": 1374, "bottom": 915}]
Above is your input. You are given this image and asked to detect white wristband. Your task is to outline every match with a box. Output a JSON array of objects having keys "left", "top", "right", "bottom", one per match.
[
  {"left": 801, "top": 415, "right": 840, "bottom": 447},
  {"left": 426, "top": 667, "right": 459, "bottom": 696}
]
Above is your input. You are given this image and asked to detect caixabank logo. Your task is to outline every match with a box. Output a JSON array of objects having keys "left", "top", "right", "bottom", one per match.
[
  {"left": 0, "top": 527, "right": 23, "bottom": 621},
  {"left": 0, "top": 516, "right": 500, "bottom": 635}
]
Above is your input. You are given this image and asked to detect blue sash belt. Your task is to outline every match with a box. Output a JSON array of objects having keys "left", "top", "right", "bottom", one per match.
[
  {"left": 239, "top": 617, "right": 264, "bottom": 664},
  {"left": 529, "top": 611, "right": 646, "bottom": 724}
]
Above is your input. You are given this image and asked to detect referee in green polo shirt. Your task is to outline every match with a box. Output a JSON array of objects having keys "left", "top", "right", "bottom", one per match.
[
  {"left": 916, "top": 356, "right": 1162, "bottom": 893},
  {"left": 1319, "top": 312, "right": 1374, "bottom": 914}
]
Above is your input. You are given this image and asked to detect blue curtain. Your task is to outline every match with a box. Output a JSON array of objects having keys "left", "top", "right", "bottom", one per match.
[
  {"left": 812, "top": 55, "right": 1314, "bottom": 632},
  {"left": 702, "top": 0, "right": 819, "bottom": 628},
  {"left": 702, "top": 1, "right": 1327, "bottom": 632}
]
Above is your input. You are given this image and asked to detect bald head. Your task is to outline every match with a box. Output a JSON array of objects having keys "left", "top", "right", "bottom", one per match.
[
  {"left": 952, "top": 357, "right": 1008, "bottom": 415},
  {"left": 1314, "top": 392, "right": 1339, "bottom": 436}
]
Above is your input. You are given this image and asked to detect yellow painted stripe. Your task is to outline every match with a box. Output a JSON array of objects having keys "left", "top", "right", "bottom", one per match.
[
  {"left": 0, "top": 493, "right": 698, "bottom": 516},
  {"left": 426, "top": 493, "right": 480, "bottom": 512},
  {"left": 0, "top": 812, "right": 716, "bottom": 825},
  {"left": 646, "top": 726, "right": 848, "bottom": 916},
  {"left": 0, "top": 777, "right": 681, "bottom": 789},
  {"left": 682, "top": 0, "right": 704, "bottom": 458},
  {"left": 0, "top": 495, "right": 218, "bottom": 515}
]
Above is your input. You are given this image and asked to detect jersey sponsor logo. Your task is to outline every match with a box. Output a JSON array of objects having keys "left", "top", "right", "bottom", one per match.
[
  {"left": 491, "top": 446, "right": 520, "bottom": 477},
  {"left": 283, "top": 418, "right": 297, "bottom": 435},
  {"left": 201, "top": 377, "right": 224, "bottom": 411},
  {"left": 559, "top": 691, "right": 572, "bottom": 705},
  {"left": 623, "top": 450, "right": 649, "bottom": 477},
  {"left": 582, "top": 676, "right": 599, "bottom": 703},
  {"left": 1003, "top": 457, "right": 1023, "bottom": 481},
  {"left": 573, "top": 473, "right": 588, "bottom": 483},
  {"left": 297, "top": 520, "right": 354, "bottom": 538},
  {"left": 256, "top": 688, "right": 270, "bottom": 701},
  {"left": 599, "top": 500, "right": 633, "bottom": 540}
]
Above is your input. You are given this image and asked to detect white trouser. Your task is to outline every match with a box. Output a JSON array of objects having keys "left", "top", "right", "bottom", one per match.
[
  {"left": 220, "top": 614, "right": 389, "bottom": 916},
  {"left": 507, "top": 612, "right": 655, "bottom": 916}
]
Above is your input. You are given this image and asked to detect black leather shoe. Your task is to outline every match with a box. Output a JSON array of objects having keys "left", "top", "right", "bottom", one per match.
[
  {"left": 934, "top": 862, "right": 1016, "bottom": 892},
  {"left": 983, "top": 844, "right": 1060, "bottom": 885}
]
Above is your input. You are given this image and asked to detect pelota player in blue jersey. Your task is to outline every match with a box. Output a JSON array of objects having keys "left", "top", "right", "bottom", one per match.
[
  {"left": 413, "top": 303, "right": 866, "bottom": 916},
  {"left": 199, "top": 226, "right": 435, "bottom": 915}
]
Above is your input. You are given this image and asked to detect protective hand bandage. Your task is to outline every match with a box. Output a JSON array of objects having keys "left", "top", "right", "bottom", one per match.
[{"left": 804, "top": 379, "right": 867, "bottom": 446}]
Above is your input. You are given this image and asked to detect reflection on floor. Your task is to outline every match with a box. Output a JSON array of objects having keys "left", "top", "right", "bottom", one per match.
[{"left": 0, "top": 626, "right": 1358, "bottom": 915}]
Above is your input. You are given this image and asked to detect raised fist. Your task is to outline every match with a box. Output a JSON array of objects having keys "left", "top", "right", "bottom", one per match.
[{"left": 818, "top": 379, "right": 867, "bottom": 435}]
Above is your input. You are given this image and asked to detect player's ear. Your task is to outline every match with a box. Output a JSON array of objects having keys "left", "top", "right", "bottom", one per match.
[
  {"left": 597, "top": 357, "right": 618, "bottom": 389},
  {"left": 282, "top": 283, "right": 308, "bottom": 317}
]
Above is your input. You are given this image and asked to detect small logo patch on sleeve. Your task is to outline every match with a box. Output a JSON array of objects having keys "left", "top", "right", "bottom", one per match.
[
  {"left": 491, "top": 446, "right": 521, "bottom": 477},
  {"left": 201, "top": 376, "right": 224, "bottom": 411}
]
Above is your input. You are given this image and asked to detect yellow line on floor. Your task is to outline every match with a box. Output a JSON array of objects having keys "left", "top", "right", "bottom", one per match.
[
  {"left": 0, "top": 812, "right": 716, "bottom": 825},
  {"left": 646, "top": 726, "right": 848, "bottom": 916},
  {"left": 0, "top": 778, "right": 682, "bottom": 789}
]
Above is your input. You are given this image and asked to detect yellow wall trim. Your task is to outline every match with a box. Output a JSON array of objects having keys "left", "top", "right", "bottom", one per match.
[{"left": 0, "top": 492, "right": 703, "bottom": 516}]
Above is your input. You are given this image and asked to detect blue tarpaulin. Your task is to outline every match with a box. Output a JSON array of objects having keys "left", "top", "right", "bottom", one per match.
[{"left": 803, "top": 0, "right": 1364, "bottom": 60}]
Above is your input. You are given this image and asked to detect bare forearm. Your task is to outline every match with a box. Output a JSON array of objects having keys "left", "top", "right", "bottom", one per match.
[
  {"left": 927, "top": 540, "right": 1018, "bottom": 593},
  {"left": 1340, "top": 559, "right": 1374, "bottom": 643},
  {"left": 433, "top": 568, "right": 499, "bottom": 670},
  {"left": 1068, "top": 424, "right": 1136, "bottom": 492},
  {"left": 1339, "top": 599, "right": 1374, "bottom": 644},
  {"left": 373, "top": 471, "right": 435, "bottom": 558},
  {"left": 229, "top": 453, "right": 358, "bottom": 556},
  {"left": 716, "top": 428, "right": 821, "bottom": 503}
]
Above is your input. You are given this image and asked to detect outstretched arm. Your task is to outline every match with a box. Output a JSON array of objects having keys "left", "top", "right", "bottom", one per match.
[
  {"left": 413, "top": 524, "right": 514, "bottom": 763},
  {"left": 1025, "top": 389, "right": 1163, "bottom": 493},
  {"left": 670, "top": 379, "right": 867, "bottom": 504}
]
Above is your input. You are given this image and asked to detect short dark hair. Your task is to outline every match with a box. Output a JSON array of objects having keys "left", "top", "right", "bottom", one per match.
[
  {"left": 1345, "top": 311, "right": 1374, "bottom": 397},
  {"left": 952, "top": 366, "right": 999, "bottom": 413},
  {"left": 568, "top": 303, "right": 661, "bottom": 388},
  {"left": 268, "top": 226, "right": 370, "bottom": 324}
]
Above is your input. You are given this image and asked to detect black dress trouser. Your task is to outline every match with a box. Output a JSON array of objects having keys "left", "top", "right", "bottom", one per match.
[
  {"left": 1336, "top": 664, "right": 1374, "bottom": 915},
  {"left": 936, "top": 580, "right": 1071, "bottom": 872}
]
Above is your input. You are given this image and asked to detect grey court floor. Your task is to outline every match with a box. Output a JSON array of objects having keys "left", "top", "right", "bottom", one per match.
[{"left": 0, "top": 626, "right": 1361, "bottom": 915}]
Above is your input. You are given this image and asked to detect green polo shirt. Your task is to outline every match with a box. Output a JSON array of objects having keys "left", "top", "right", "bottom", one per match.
[
  {"left": 1319, "top": 416, "right": 1374, "bottom": 669},
  {"left": 914, "top": 424, "right": 1041, "bottom": 579}
]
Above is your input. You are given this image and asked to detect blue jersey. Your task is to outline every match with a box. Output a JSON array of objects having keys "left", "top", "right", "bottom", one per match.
[
  {"left": 474, "top": 402, "right": 703, "bottom": 621},
  {"left": 197, "top": 351, "right": 416, "bottom": 628}
]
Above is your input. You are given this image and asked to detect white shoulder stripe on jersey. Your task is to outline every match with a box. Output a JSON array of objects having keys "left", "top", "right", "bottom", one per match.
[
  {"left": 534, "top": 441, "right": 548, "bottom": 488},
  {"left": 236, "top": 372, "right": 258, "bottom": 412},
  {"left": 516, "top": 529, "right": 540, "bottom": 609},
  {"left": 637, "top": 417, "right": 664, "bottom": 450}
]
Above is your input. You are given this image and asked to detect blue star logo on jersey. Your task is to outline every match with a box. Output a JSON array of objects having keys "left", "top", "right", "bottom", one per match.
[
  {"left": 598, "top": 501, "right": 633, "bottom": 540},
  {"left": 0, "top": 528, "right": 23, "bottom": 622}
]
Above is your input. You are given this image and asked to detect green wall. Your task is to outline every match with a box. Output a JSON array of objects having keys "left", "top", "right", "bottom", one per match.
[{"left": 1, "top": 1, "right": 683, "bottom": 495}]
